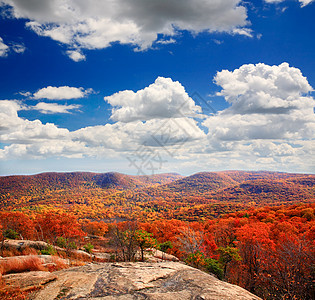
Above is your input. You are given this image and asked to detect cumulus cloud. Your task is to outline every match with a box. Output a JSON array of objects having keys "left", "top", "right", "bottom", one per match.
[
  {"left": 33, "top": 86, "right": 91, "bottom": 100},
  {"left": 214, "top": 62, "right": 313, "bottom": 115},
  {"left": 1, "top": 63, "right": 314, "bottom": 173},
  {"left": 0, "top": 100, "right": 69, "bottom": 144},
  {"left": 0, "top": 100, "right": 88, "bottom": 159},
  {"left": 0, "top": 37, "right": 9, "bottom": 57},
  {"left": 72, "top": 117, "right": 205, "bottom": 151},
  {"left": 32, "top": 102, "right": 81, "bottom": 114},
  {"left": 204, "top": 62, "right": 315, "bottom": 150},
  {"left": 0, "top": 96, "right": 205, "bottom": 160},
  {"left": 1, "top": 0, "right": 251, "bottom": 59},
  {"left": 105, "top": 77, "right": 202, "bottom": 122}
]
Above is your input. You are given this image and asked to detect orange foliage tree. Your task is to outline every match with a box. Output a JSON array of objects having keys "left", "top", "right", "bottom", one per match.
[{"left": 34, "top": 212, "right": 84, "bottom": 244}]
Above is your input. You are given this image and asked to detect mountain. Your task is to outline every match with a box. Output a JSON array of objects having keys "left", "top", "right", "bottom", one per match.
[
  {"left": 94, "top": 172, "right": 183, "bottom": 189},
  {"left": 156, "top": 172, "right": 239, "bottom": 194},
  {"left": 0, "top": 171, "right": 183, "bottom": 197},
  {"left": 134, "top": 171, "right": 315, "bottom": 204},
  {"left": 0, "top": 170, "right": 314, "bottom": 221}
]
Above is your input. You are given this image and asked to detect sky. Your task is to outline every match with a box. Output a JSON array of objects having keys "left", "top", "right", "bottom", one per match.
[{"left": 0, "top": 0, "right": 314, "bottom": 176}]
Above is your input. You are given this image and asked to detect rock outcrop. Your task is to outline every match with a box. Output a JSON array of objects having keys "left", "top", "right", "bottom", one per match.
[
  {"left": 28, "top": 261, "right": 261, "bottom": 300},
  {"left": 2, "top": 239, "right": 49, "bottom": 251},
  {"left": 2, "top": 239, "right": 93, "bottom": 260},
  {"left": 3, "top": 271, "right": 57, "bottom": 291}
]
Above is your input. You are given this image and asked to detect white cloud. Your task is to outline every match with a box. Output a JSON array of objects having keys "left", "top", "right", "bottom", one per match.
[
  {"left": 299, "top": 0, "right": 314, "bottom": 6},
  {"left": 0, "top": 100, "right": 69, "bottom": 144},
  {"left": 1, "top": 0, "right": 251, "bottom": 59},
  {"left": 0, "top": 63, "right": 314, "bottom": 173},
  {"left": 66, "top": 50, "right": 86, "bottom": 62},
  {"left": 203, "top": 63, "right": 315, "bottom": 158},
  {"left": 33, "top": 86, "right": 91, "bottom": 100},
  {"left": 0, "top": 140, "right": 87, "bottom": 160},
  {"left": 19, "top": 91, "right": 32, "bottom": 97},
  {"left": 0, "top": 100, "right": 87, "bottom": 159},
  {"left": 72, "top": 117, "right": 205, "bottom": 152},
  {"left": 156, "top": 38, "right": 176, "bottom": 45},
  {"left": 0, "top": 37, "right": 26, "bottom": 57},
  {"left": 105, "top": 77, "right": 202, "bottom": 122},
  {"left": 232, "top": 28, "right": 253, "bottom": 38},
  {"left": 0, "top": 37, "right": 9, "bottom": 57},
  {"left": 264, "top": 0, "right": 314, "bottom": 7},
  {"left": 32, "top": 102, "right": 81, "bottom": 114},
  {"left": 213, "top": 62, "right": 313, "bottom": 114},
  {"left": 0, "top": 97, "right": 205, "bottom": 161},
  {"left": 11, "top": 43, "right": 26, "bottom": 53}
]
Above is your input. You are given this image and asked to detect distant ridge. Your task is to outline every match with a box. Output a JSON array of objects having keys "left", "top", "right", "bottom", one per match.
[
  {"left": 0, "top": 171, "right": 313, "bottom": 218},
  {"left": 0, "top": 171, "right": 183, "bottom": 195}
]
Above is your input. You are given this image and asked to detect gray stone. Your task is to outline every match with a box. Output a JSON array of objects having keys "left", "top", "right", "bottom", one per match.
[
  {"left": 3, "top": 271, "right": 57, "bottom": 291},
  {"left": 31, "top": 261, "right": 261, "bottom": 300}
]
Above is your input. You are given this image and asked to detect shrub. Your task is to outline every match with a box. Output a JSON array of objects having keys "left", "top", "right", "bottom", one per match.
[
  {"left": 83, "top": 243, "right": 94, "bottom": 254},
  {"left": 204, "top": 257, "right": 224, "bottom": 280},
  {"left": 56, "top": 237, "right": 68, "bottom": 248},
  {"left": 68, "top": 241, "right": 77, "bottom": 250},
  {"left": 4, "top": 229, "right": 19, "bottom": 240},
  {"left": 158, "top": 241, "right": 173, "bottom": 253},
  {"left": 40, "top": 244, "right": 56, "bottom": 256},
  {"left": 185, "top": 251, "right": 205, "bottom": 268}
]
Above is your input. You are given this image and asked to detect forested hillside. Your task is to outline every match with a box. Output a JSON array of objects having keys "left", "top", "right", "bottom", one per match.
[
  {"left": 0, "top": 203, "right": 314, "bottom": 299},
  {"left": 0, "top": 171, "right": 314, "bottom": 221}
]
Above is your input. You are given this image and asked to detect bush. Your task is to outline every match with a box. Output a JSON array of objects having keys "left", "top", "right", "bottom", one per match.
[
  {"left": 56, "top": 237, "right": 68, "bottom": 248},
  {"left": 185, "top": 251, "right": 205, "bottom": 268},
  {"left": 68, "top": 241, "right": 77, "bottom": 250},
  {"left": 40, "top": 244, "right": 56, "bottom": 255},
  {"left": 204, "top": 258, "right": 224, "bottom": 280},
  {"left": 158, "top": 241, "right": 173, "bottom": 253},
  {"left": 55, "top": 237, "right": 77, "bottom": 250},
  {"left": 4, "top": 229, "right": 19, "bottom": 240},
  {"left": 83, "top": 243, "right": 94, "bottom": 253}
]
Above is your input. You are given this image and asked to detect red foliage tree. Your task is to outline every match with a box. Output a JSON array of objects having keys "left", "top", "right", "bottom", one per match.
[{"left": 34, "top": 212, "right": 84, "bottom": 243}]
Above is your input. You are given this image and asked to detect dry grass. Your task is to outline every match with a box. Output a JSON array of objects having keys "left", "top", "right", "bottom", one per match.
[
  {"left": 0, "top": 286, "right": 40, "bottom": 300},
  {"left": 0, "top": 255, "right": 70, "bottom": 299},
  {"left": 0, "top": 256, "right": 45, "bottom": 275},
  {"left": 0, "top": 256, "right": 44, "bottom": 299},
  {"left": 1, "top": 248, "right": 21, "bottom": 257},
  {"left": 45, "top": 256, "right": 69, "bottom": 272},
  {"left": 1, "top": 246, "right": 38, "bottom": 258},
  {"left": 21, "top": 247, "right": 38, "bottom": 256}
]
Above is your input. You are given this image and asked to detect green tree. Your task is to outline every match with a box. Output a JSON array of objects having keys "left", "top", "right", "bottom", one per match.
[
  {"left": 217, "top": 246, "right": 241, "bottom": 278},
  {"left": 135, "top": 230, "right": 157, "bottom": 261},
  {"left": 158, "top": 241, "right": 173, "bottom": 260},
  {"left": 204, "top": 257, "right": 224, "bottom": 280}
]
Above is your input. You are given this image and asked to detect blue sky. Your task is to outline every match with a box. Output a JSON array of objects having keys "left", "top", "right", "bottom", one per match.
[{"left": 0, "top": 0, "right": 314, "bottom": 176}]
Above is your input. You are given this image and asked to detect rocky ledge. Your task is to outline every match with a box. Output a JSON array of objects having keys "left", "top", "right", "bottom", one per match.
[{"left": 17, "top": 261, "right": 262, "bottom": 300}]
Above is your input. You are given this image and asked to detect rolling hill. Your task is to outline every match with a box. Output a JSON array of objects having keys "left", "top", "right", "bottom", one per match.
[{"left": 0, "top": 171, "right": 314, "bottom": 221}]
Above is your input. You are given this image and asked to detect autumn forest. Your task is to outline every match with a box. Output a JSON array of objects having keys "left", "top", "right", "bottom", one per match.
[{"left": 0, "top": 171, "right": 314, "bottom": 299}]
